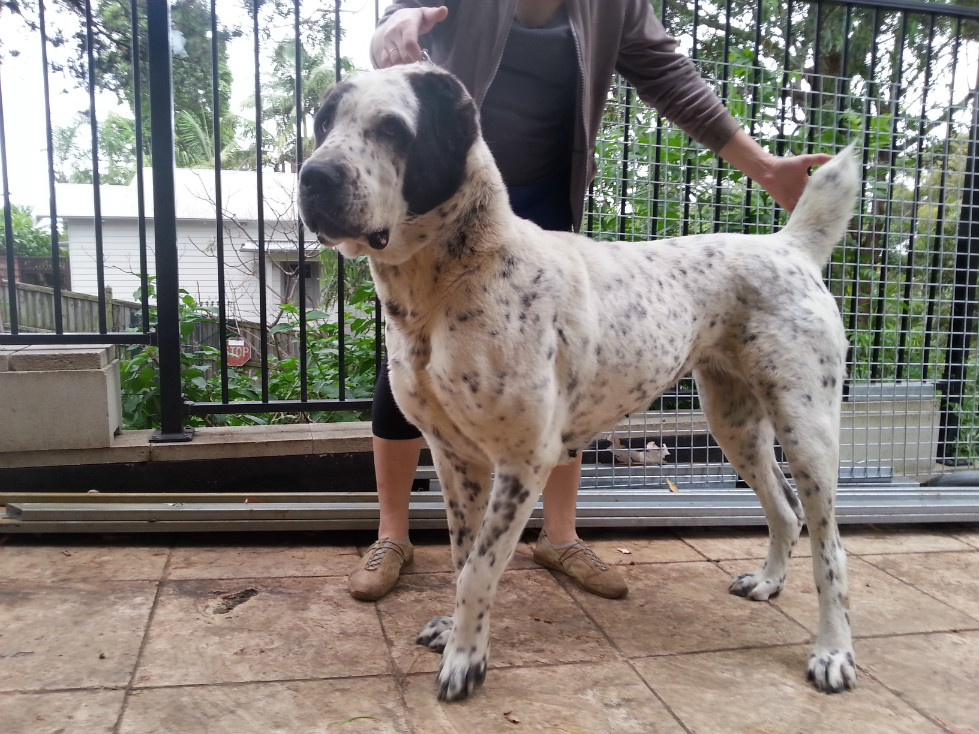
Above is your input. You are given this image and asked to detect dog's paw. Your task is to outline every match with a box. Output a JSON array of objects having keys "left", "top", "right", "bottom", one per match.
[
  {"left": 729, "top": 571, "right": 784, "bottom": 601},
  {"left": 436, "top": 645, "right": 487, "bottom": 702},
  {"left": 416, "top": 615, "right": 453, "bottom": 652},
  {"left": 807, "top": 648, "right": 857, "bottom": 693}
]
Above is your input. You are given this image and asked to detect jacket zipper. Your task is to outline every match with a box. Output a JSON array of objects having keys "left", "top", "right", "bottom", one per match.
[{"left": 568, "top": 1, "right": 588, "bottom": 230}]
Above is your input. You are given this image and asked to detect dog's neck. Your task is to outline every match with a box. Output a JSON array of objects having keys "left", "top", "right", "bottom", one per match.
[{"left": 371, "top": 139, "right": 514, "bottom": 323}]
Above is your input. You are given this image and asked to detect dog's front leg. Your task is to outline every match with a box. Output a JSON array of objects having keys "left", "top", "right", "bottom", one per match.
[
  {"left": 416, "top": 445, "right": 491, "bottom": 653},
  {"left": 436, "top": 466, "right": 545, "bottom": 702}
]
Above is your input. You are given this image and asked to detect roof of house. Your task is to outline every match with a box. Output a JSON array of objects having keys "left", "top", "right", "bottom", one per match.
[{"left": 55, "top": 168, "right": 298, "bottom": 222}]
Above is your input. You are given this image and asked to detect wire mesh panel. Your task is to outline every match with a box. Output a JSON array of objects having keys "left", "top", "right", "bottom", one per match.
[{"left": 581, "top": 0, "right": 978, "bottom": 489}]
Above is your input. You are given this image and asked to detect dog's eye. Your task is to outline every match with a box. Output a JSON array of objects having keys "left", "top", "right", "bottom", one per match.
[
  {"left": 313, "top": 110, "right": 335, "bottom": 145},
  {"left": 376, "top": 115, "right": 408, "bottom": 142}
]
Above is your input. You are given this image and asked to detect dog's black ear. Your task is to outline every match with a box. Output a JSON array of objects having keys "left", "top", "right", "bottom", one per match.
[{"left": 403, "top": 69, "right": 479, "bottom": 214}]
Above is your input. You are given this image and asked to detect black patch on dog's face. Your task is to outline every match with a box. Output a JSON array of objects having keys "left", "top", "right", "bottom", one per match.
[{"left": 402, "top": 70, "right": 478, "bottom": 215}]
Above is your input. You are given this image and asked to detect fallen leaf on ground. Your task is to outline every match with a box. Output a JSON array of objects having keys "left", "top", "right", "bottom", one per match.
[{"left": 334, "top": 716, "right": 379, "bottom": 726}]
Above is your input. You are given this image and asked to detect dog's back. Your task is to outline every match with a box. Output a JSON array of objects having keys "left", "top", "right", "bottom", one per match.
[{"left": 505, "top": 146, "right": 859, "bottom": 453}]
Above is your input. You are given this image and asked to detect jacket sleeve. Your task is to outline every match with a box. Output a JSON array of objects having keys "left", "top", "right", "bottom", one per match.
[{"left": 614, "top": 0, "right": 741, "bottom": 153}]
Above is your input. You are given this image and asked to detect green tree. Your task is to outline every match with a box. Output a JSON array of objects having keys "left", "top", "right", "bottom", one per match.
[
  {"left": 174, "top": 109, "right": 257, "bottom": 170},
  {"left": 56, "top": 0, "right": 237, "bottom": 176},
  {"left": 60, "top": 0, "right": 237, "bottom": 140},
  {"left": 250, "top": 39, "right": 345, "bottom": 171},
  {"left": 0, "top": 205, "right": 57, "bottom": 257},
  {"left": 53, "top": 111, "right": 139, "bottom": 184}
]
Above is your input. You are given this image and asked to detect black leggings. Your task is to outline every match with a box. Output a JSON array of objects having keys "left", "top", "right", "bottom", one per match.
[
  {"left": 371, "top": 173, "right": 573, "bottom": 440},
  {"left": 372, "top": 356, "right": 422, "bottom": 440}
]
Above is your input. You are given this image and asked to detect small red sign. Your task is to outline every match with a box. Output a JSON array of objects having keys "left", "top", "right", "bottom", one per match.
[{"left": 227, "top": 339, "right": 252, "bottom": 367}]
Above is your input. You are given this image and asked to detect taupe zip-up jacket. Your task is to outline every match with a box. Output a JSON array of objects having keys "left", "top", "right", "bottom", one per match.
[{"left": 373, "top": 0, "right": 743, "bottom": 231}]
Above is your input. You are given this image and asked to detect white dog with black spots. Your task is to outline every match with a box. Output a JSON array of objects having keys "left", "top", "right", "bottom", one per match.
[{"left": 299, "top": 62, "right": 858, "bottom": 702}]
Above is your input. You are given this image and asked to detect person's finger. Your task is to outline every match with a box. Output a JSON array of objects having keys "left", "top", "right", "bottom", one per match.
[
  {"left": 418, "top": 5, "right": 449, "bottom": 34},
  {"left": 399, "top": 37, "right": 424, "bottom": 63},
  {"left": 793, "top": 153, "right": 834, "bottom": 170}
]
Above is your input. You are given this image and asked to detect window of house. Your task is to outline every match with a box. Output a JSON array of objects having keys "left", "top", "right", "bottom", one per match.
[{"left": 280, "top": 259, "right": 320, "bottom": 308}]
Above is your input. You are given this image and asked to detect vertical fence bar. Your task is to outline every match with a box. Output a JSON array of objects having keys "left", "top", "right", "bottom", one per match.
[
  {"left": 682, "top": 0, "right": 699, "bottom": 238},
  {"left": 649, "top": 0, "right": 667, "bottom": 236},
  {"left": 131, "top": 0, "right": 151, "bottom": 333},
  {"left": 846, "top": 7, "right": 882, "bottom": 384},
  {"left": 869, "top": 10, "right": 909, "bottom": 381},
  {"left": 83, "top": 0, "right": 107, "bottom": 333},
  {"left": 937, "top": 61, "right": 979, "bottom": 465},
  {"left": 211, "top": 0, "right": 230, "bottom": 402},
  {"left": 922, "top": 19, "right": 962, "bottom": 371},
  {"left": 896, "top": 14, "right": 937, "bottom": 379},
  {"left": 776, "top": 0, "right": 793, "bottom": 159},
  {"left": 828, "top": 4, "right": 854, "bottom": 306},
  {"left": 809, "top": 1, "right": 824, "bottom": 155},
  {"left": 617, "top": 86, "right": 633, "bottom": 240},
  {"left": 38, "top": 0, "right": 63, "bottom": 333},
  {"left": 710, "top": 0, "right": 733, "bottom": 233},
  {"left": 252, "top": 0, "right": 270, "bottom": 403},
  {"left": 334, "top": 0, "right": 347, "bottom": 401},
  {"left": 742, "top": 0, "right": 764, "bottom": 233},
  {"left": 0, "top": 68, "right": 18, "bottom": 335},
  {"left": 374, "top": 0, "right": 384, "bottom": 384},
  {"left": 295, "top": 0, "right": 309, "bottom": 404},
  {"left": 147, "top": 0, "right": 193, "bottom": 442}
]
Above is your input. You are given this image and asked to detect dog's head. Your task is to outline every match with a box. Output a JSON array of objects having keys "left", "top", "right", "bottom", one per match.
[{"left": 298, "top": 64, "right": 480, "bottom": 261}]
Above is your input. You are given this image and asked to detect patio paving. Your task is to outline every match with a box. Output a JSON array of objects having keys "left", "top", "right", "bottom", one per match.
[{"left": 0, "top": 523, "right": 976, "bottom": 734}]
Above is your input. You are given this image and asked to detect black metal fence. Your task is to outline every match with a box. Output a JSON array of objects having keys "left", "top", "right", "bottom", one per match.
[{"left": 0, "top": 0, "right": 976, "bottom": 476}]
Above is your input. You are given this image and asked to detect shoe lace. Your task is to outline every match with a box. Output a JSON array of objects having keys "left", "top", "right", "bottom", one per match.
[
  {"left": 564, "top": 542, "right": 609, "bottom": 571},
  {"left": 364, "top": 539, "right": 404, "bottom": 571}
]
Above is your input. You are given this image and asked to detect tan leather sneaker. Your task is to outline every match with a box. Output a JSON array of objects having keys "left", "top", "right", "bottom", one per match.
[
  {"left": 349, "top": 538, "right": 414, "bottom": 601},
  {"left": 533, "top": 531, "right": 628, "bottom": 599}
]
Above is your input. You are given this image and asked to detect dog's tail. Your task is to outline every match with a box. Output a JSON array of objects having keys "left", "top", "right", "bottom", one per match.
[{"left": 781, "top": 143, "right": 859, "bottom": 267}]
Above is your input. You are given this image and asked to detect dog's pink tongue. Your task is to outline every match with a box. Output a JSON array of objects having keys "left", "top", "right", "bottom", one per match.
[{"left": 368, "top": 230, "right": 390, "bottom": 250}]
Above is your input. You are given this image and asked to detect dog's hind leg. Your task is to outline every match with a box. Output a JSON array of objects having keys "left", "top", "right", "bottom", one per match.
[
  {"left": 695, "top": 366, "right": 804, "bottom": 601},
  {"left": 435, "top": 462, "right": 547, "bottom": 702},
  {"left": 770, "top": 392, "right": 856, "bottom": 692},
  {"left": 416, "top": 446, "right": 492, "bottom": 653},
  {"left": 701, "top": 343, "right": 855, "bottom": 692}
]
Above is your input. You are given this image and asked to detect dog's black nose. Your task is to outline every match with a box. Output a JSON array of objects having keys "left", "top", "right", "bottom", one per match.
[{"left": 299, "top": 159, "right": 346, "bottom": 195}]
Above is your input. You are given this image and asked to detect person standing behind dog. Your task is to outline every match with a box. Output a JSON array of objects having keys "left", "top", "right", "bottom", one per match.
[{"left": 348, "top": 0, "right": 831, "bottom": 602}]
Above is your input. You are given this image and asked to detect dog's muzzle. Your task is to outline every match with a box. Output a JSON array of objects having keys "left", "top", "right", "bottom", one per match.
[{"left": 298, "top": 158, "right": 389, "bottom": 250}]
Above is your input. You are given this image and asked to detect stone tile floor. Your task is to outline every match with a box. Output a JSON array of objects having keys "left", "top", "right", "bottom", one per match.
[{"left": 0, "top": 523, "right": 976, "bottom": 734}]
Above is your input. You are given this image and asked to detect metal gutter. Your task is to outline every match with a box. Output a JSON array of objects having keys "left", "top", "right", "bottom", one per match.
[{"left": 3, "top": 482, "right": 976, "bottom": 533}]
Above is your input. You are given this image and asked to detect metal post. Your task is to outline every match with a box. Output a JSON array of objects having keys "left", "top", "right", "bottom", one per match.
[
  {"left": 937, "top": 61, "right": 979, "bottom": 465},
  {"left": 0, "top": 70, "right": 18, "bottom": 335},
  {"left": 147, "top": 0, "right": 193, "bottom": 442}
]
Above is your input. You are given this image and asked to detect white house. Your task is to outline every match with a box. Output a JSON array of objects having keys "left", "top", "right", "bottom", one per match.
[{"left": 57, "top": 168, "right": 323, "bottom": 324}]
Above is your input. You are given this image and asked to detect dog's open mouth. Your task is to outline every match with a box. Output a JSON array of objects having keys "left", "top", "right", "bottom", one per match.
[
  {"left": 367, "top": 230, "right": 389, "bottom": 250},
  {"left": 314, "top": 228, "right": 390, "bottom": 250}
]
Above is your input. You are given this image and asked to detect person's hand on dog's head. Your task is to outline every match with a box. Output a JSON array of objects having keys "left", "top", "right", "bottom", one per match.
[{"left": 372, "top": 6, "right": 449, "bottom": 68}]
